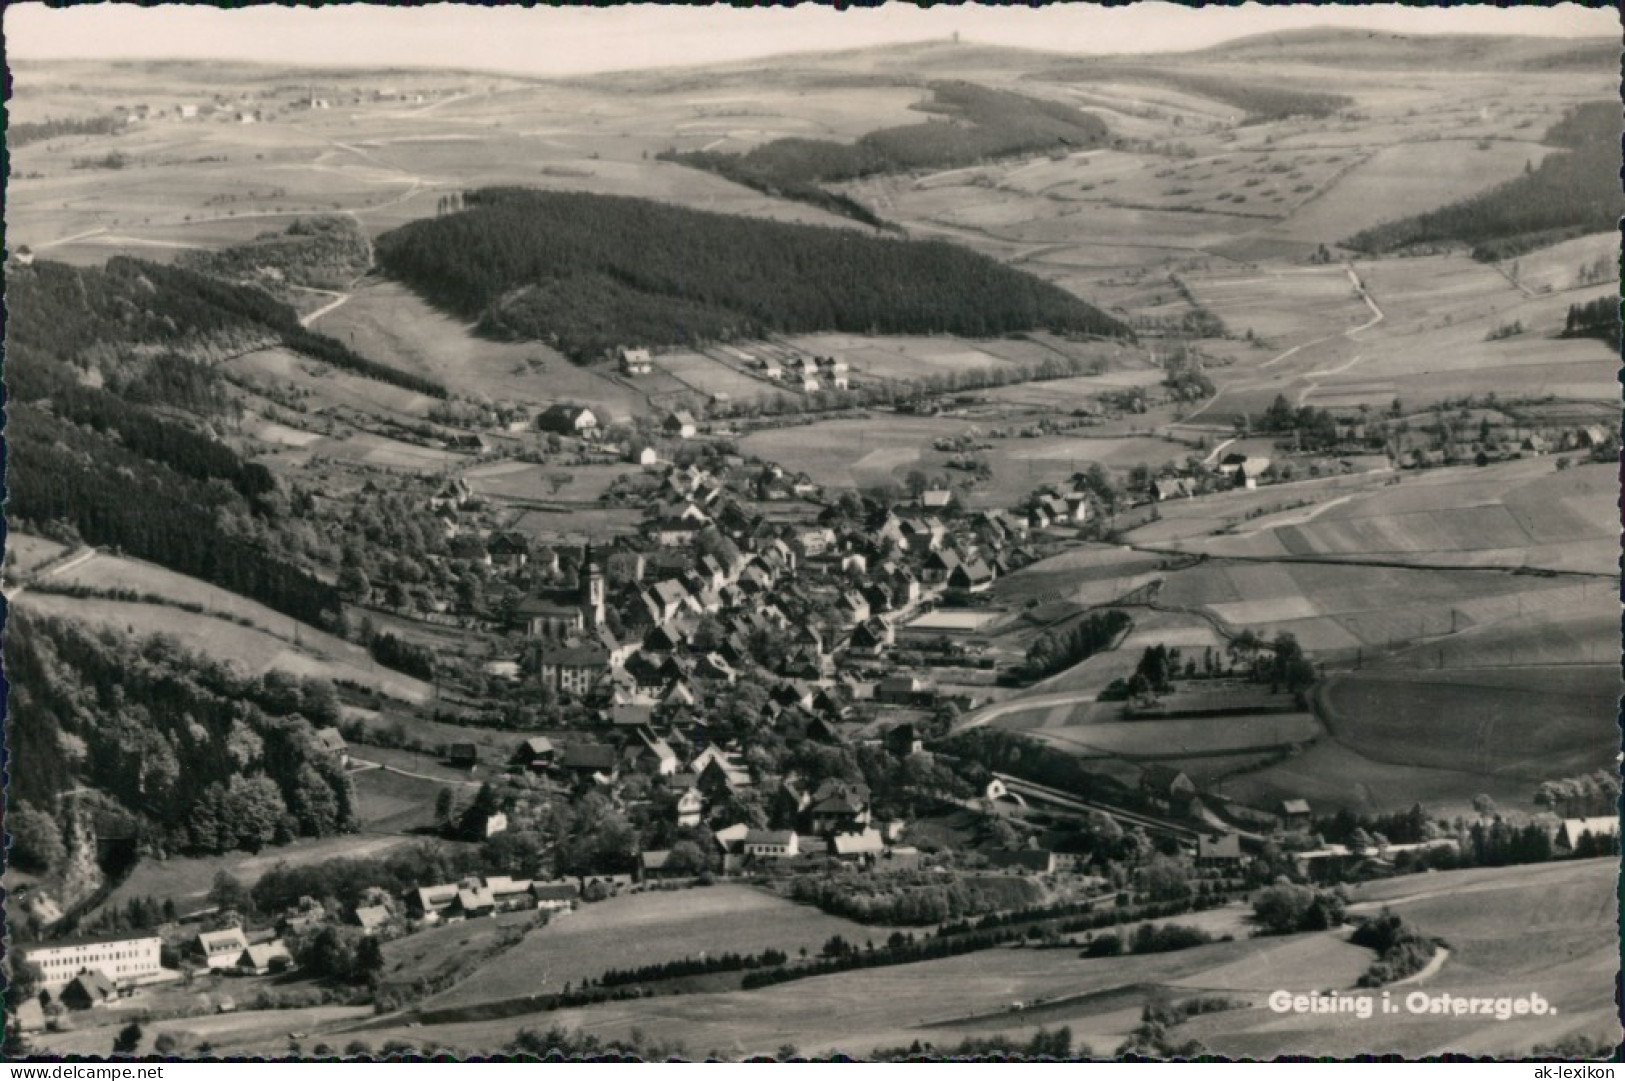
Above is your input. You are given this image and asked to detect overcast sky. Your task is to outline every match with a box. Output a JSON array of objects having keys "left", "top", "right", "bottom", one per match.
[{"left": 4, "top": 2, "right": 1616, "bottom": 76}]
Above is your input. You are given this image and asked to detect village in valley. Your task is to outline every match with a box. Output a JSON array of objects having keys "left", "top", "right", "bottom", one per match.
[{"left": 2, "top": 6, "right": 1620, "bottom": 1062}]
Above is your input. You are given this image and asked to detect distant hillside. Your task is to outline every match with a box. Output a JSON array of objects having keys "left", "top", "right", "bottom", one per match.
[
  {"left": 1342, "top": 101, "right": 1623, "bottom": 261},
  {"left": 373, "top": 187, "right": 1129, "bottom": 362},
  {"left": 1031, "top": 64, "right": 1351, "bottom": 122},
  {"left": 1190, "top": 27, "right": 1620, "bottom": 72},
  {"left": 6, "top": 257, "right": 355, "bottom": 626},
  {"left": 664, "top": 80, "right": 1109, "bottom": 226}
]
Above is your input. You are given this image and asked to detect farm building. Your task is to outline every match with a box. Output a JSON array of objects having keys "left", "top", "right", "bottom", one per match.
[
  {"left": 831, "top": 828, "right": 886, "bottom": 862},
  {"left": 353, "top": 905, "right": 393, "bottom": 933},
  {"left": 1150, "top": 476, "right": 1193, "bottom": 501},
  {"left": 236, "top": 942, "right": 294, "bottom": 977},
  {"left": 60, "top": 971, "right": 119, "bottom": 1011},
  {"left": 743, "top": 830, "right": 801, "bottom": 859},
  {"left": 1279, "top": 799, "right": 1313, "bottom": 828},
  {"left": 197, "top": 928, "right": 251, "bottom": 971},
  {"left": 559, "top": 742, "right": 621, "bottom": 783},
  {"left": 447, "top": 743, "right": 480, "bottom": 769},
  {"left": 488, "top": 531, "right": 531, "bottom": 568},
  {"left": 1140, "top": 765, "right": 1197, "bottom": 815},
  {"left": 663, "top": 410, "right": 699, "bottom": 439},
  {"left": 618, "top": 346, "right": 654, "bottom": 376},
  {"left": 531, "top": 880, "right": 581, "bottom": 911},
  {"left": 1197, "top": 833, "right": 1245, "bottom": 868},
  {"left": 516, "top": 736, "right": 556, "bottom": 769},
  {"left": 536, "top": 404, "right": 599, "bottom": 438},
  {"left": 984, "top": 849, "right": 1057, "bottom": 874},
  {"left": 948, "top": 558, "right": 996, "bottom": 593}
]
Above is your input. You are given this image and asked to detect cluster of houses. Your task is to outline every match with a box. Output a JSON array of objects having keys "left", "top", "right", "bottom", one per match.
[
  {"left": 493, "top": 454, "right": 1060, "bottom": 707},
  {"left": 515, "top": 716, "right": 924, "bottom": 875},
  {"left": 616, "top": 344, "right": 851, "bottom": 395}
]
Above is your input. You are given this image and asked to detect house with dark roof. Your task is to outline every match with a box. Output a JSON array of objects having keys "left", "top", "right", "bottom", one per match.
[
  {"left": 1141, "top": 766, "right": 1197, "bottom": 814},
  {"left": 743, "top": 830, "right": 801, "bottom": 859},
  {"left": 1197, "top": 833, "right": 1245, "bottom": 868},
  {"left": 948, "top": 558, "right": 995, "bottom": 593},
  {"left": 663, "top": 410, "right": 699, "bottom": 439},
  {"left": 516, "top": 737, "right": 556, "bottom": 769},
  {"left": 537, "top": 645, "right": 611, "bottom": 697},
  {"left": 536, "top": 404, "right": 599, "bottom": 438},
  {"left": 61, "top": 971, "right": 119, "bottom": 1010},
  {"left": 236, "top": 942, "right": 294, "bottom": 976},
  {"left": 559, "top": 743, "right": 621, "bottom": 783},
  {"left": 487, "top": 531, "right": 532, "bottom": 568},
  {"left": 808, "top": 781, "right": 872, "bottom": 836},
  {"left": 1149, "top": 476, "right": 1192, "bottom": 501}
]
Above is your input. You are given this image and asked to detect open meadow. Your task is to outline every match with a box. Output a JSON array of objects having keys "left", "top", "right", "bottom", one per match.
[
  {"left": 12, "top": 545, "right": 434, "bottom": 703},
  {"left": 420, "top": 885, "right": 878, "bottom": 1012}
]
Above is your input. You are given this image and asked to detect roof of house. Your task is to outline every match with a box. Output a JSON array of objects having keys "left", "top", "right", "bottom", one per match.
[
  {"left": 561, "top": 743, "right": 620, "bottom": 770},
  {"left": 1141, "top": 765, "right": 1193, "bottom": 794},
  {"left": 413, "top": 884, "right": 460, "bottom": 910},
  {"left": 240, "top": 942, "right": 293, "bottom": 968},
  {"left": 67, "top": 970, "right": 117, "bottom": 1000},
  {"left": 198, "top": 928, "right": 250, "bottom": 955},
  {"left": 538, "top": 645, "right": 611, "bottom": 667},
  {"left": 831, "top": 829, "right": 886, "bottom": 856},
  {"left": 744, "top": 829, "right": 797, "bottom": 847},
  {"left": 1280, "top": 798, "right": 1312, "bottom": 815},
  {"left": 1198, "top": 833, "right": 1244, "bottom": 859},
  {"left": 984, "top": 848, "right": 1055, "bottom": 872},
  {"left": 641, "top": 850, "right": 672, "bottom": 871},
  {"left": 521, "top": 736, "right": 555, "bottom": 756},
  {"left": 354, "top": 905, "right": 392, "bottom": 931},
  {"left": 532, "top": 880, "right": 581, "bottom": 901},
  {"left": 538, "top": 403, "right": 596, "bottom": 424},
  {"left": 457, "top": 886, "right": 495, "bottom": 911},
  {"left": 313, "top": 728, "right": 347, "bottom": 752}
]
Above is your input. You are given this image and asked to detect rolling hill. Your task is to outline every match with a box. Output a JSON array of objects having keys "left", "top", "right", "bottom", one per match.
[{"left": 373, "top": 187, "right": 1130, "bottom": 362}]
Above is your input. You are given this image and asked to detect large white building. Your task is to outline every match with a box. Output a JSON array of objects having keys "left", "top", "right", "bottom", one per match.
[{"left": 22, "top": 933, "right": 165, "bottom": 990}]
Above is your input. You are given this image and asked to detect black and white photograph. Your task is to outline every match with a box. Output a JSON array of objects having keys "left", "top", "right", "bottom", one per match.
[{"left": 2, "top": 0, "right": 1620, "bottom": 1063}]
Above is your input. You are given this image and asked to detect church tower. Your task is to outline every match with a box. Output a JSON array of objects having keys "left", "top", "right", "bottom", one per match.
[{"left": 580, "top": 542, "right": 605, "bottom": 631}]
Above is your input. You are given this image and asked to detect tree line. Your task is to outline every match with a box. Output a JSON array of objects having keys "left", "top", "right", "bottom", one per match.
[
  {"left": 10, "top": 114, "right": 128, "bottom": 147},
  {"left": 1021, "top": 609, "right": 1132, "bottom": 682},
  {"left": 373, "top": 187, "right": 1129, "bottom": 363},
  {"left": 1560, "top": 295, "right": 1621, "bottom": 351}
]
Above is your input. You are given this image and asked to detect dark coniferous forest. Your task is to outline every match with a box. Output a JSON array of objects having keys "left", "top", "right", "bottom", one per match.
[{"left": 374, "top": 187, "right": 1130, "bottom": 361}]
